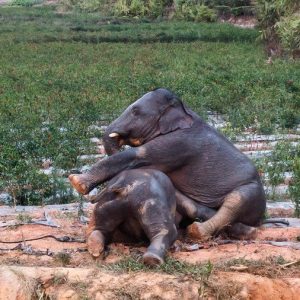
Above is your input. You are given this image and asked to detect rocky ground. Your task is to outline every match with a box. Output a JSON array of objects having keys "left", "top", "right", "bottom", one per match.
[{"left": 0, "top": 201, "right": 300, "bottom": 299}]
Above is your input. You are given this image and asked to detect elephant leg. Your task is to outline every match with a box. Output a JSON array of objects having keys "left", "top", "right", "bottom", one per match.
[
  {"left": 187, "top": 183, "right": 265, "bottom": 240},
  {"left": 137, "top": 198, "right": 177, "bottom": 266},
  {"left": 226, "top": 222, "right": 258, "bottom": 240},
  {"left": 175, "top": 190, "right": 216, "bottom": 221},
  {"left": 187, "top": 191, "right": 243, "bottom": 240},
  {"left": 176, "top": 190, "right": 258, "bottom": 239},
  {"left": 88, "top": 200, "right": 128, "bottom": 258},
  {"left": 143, "top": 227, "right": 177, "bottom": 266}
]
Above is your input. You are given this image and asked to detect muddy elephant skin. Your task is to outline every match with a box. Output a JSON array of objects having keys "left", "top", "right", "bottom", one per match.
[
  {"left": 87, "top": 169, "right": 177, "bottom": 266},
  {"left": 69, "top": 88, "right": 266, "bottom": 239}
]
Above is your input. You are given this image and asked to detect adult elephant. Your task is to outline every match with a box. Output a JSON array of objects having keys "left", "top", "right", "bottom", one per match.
[{"left": 69, "top": 88, "right": 266, "bottom": 239}]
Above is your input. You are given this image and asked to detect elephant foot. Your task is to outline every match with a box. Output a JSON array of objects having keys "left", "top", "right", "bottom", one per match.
[
  {"left": 227, "top": 223, "right": 258, "bottom": 240},
  {"left": 143, "top": 251, "right": 164, "bottom": 267},
  {"left": 187, "top": 222, "right": 211, "bottom": 241},
  {"left": 87, "top": 230, "right": 105, "bottom": 258},
  {"left": 68, "top": 174, "right": 90, "bottom": 195}
]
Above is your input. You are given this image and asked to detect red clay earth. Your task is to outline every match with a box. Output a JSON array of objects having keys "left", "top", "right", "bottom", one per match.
[{"left": 0, "top": 203, "right": 300, "bottom": 299}]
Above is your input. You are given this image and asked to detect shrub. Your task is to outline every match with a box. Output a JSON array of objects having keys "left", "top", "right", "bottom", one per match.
[
  {"left": 112, "top": 0, "right": 166, "bottom": 18},
  {"left": 194, "top": 4, "right": 217, "bottom": 22},
  {"left": 61, "top": 0, "right": 111, "bottom": 12},
  {"left": 175, "top": 1, "right": 217, "bottom": 22},
  {"left": 113, "top": 0, "right": 130, "bottom": 16},
  {"left": 129, "top": 0, "right": 146, "bottom": 17},
  {"left": 255, "top": 141, "right": 300, "bottom": 213},
  {"left": 276, "top": 14, "right": 300, "bottom": 55},
  {"left": 289, "top": 157, "right": 300, "bottom": 217},
  {"left": 256, "top": 0, "right": 300, "bottom": 56}
]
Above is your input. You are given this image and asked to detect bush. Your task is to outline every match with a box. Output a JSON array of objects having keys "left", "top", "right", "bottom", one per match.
[
  {"left": 256, "top": 0, "right": 300, "bottom": 56},
  {"left": 61, "top": 0, "right": 110, "bottom": 12},
  {"left": 276, "top": 15, "right": 300, "bottom": 55},
  {"left": 113, "top": 0, "right": 130, "bottom": 16},
  {"left": 112, "top": 0, "right": 165, "bottom": 18},
  {"left": 175, "top": 1, "right": 217, "bottom": 22},
  {"left": 194, "top": 4, "right": 217, "bottom": 22},
  {"left": 289, "top": 157, "right": 300, "bottom": 217},
  {"left": 255, "top": 141, "right": 300, "bottom": 215}
]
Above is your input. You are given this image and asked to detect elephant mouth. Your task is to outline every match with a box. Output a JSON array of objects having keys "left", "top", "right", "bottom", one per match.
[
  {"left": 109, "top": 132, "right": 142, "bottom": 147},
  {"left": 108, "top": 132, "right": 125, "bottom": 147}
]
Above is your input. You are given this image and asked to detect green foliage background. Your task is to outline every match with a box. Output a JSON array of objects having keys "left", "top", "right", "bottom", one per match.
[{"left": 0, "top": 5, "right": 299, "bottom": 206}]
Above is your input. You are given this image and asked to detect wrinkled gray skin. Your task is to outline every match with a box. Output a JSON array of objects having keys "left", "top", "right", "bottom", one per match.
[
  {"left": 87, "top": 169, "right": 177, "bottom": 266},
  {"left": 69, "top": 88, "right": 266, "bottom": 239}
]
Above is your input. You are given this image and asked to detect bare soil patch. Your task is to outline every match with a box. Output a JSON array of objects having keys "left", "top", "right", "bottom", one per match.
[{"left": 1, "top": 204, "right": 300, "bottom": 299}]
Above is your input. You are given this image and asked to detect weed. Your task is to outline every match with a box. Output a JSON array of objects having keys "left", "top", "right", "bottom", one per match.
[
  {"left": 16, "top": 213, "right": 33, "bottom": 224},
  {"left": 114, "top": 288, "right": 140, "bottom": 300},
  {"left": 52, "top": 272, "right": 68, "bottom": 285},
  {"left": 205, "top": 279, "right": 244, "bottom": 300},
  {"left": 160, "top": 257, "right": 213, "bottom": 280},
  {"left": 68, "top": 280, "right": 90, "bottom": 300},
  {"left": 54, "top": 252, "right": 72, "bottom": 266},
  {"left": 255, "top": 141, "right": 300, "bottom": 209},
  {"left": 215, "top": 255, "right": 296, "bottom": 278}
]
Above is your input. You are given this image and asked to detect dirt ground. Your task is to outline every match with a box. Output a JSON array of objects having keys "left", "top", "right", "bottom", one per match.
[{"left": 1, "top": 203, "right": 300, "bottom": 299}]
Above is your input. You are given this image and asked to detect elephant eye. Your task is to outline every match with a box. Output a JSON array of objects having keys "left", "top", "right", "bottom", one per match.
[{"left": 132, "top": 106, "right": 140, "bottom": 116}]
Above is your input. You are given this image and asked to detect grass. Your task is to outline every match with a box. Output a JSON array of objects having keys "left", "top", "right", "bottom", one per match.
[
  {"left": 103, "top": 255, "right": 213, "bottom": 280},
  {"left": 16, "top": 213, "right": 33, "bottom": 223},
  {"left": 215, "top": 256, "right": 300, "bottom": 278},
  {"left": 54, "top": 252, "right": 72, "bottom": 266},
  {"left": 0, "top": 5, "right": 299, "bottom": 205}
]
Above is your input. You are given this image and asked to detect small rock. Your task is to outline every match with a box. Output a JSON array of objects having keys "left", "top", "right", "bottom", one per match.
[{"left": 229, "top": 265, "right": 249, "bottom": 271}]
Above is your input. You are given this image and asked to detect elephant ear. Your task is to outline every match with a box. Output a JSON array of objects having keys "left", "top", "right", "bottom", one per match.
[
  {"left": 159, "top": 100, "right": 194, "bottom": 135},
  {"left": 107, "top": 177, "right": 128, "bottom": 197}
]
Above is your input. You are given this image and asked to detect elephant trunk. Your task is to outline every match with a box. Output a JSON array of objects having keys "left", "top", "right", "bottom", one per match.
[{"left": 103, "top": 123, "right": 124, "bottom": 156}]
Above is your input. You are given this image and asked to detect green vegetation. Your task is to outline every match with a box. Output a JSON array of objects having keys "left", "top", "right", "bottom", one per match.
[
  {"left": 174, "top": 2, "right": 217, "bottom": 22},
  {"left": 256, "top": 0, "right": 300, "bottom": 57},
  {"left": 16, "top": 213, "right": 33, "bottom": 223},
  {"left": 0, "top": 5, "right": 299, "bottom": 205},
  {"left": 11, "top": 0, "right": 44, "bottom": 6},
  {"left": 54, "top": 252, "right": 72, "bottom": 266},
  {"left": 103, "top": 255, "right": 213, "bottom": 280},
  {"left": 255, "top": 141, "right": 300, "bottom": 216},
  {"left": 59, "top": 0, "right": 255, "bottom": 20}
]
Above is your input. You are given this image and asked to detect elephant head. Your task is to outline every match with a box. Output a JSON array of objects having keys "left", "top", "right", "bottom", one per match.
[{"left": 103, "top": 88, "right": 194, "bottom": 155}]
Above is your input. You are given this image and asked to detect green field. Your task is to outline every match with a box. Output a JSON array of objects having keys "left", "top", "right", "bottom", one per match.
[{"left": 0, "top": 5, "right": 299, "bottom": 205}]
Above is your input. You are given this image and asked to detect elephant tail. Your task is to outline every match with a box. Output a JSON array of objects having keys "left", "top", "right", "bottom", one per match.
[{"left": 262, "top": 218, "right": 289, "bottom": 226}]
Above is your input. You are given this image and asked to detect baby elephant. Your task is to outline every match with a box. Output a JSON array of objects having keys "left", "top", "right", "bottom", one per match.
[{"left": 87, "top": 169, "right": 178, "bottom": 266}]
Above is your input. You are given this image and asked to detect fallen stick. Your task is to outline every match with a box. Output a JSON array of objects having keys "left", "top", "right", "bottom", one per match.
[
  {"left": 0, "top": 221, "right": 60, "bottom": 228},
  {"left": 0, "top": 235, "right": 86, "bottom": 244},
  {"left": 280, "top": 260, "right": 300, "bottom": 268},
  {"left": 0, "top": 243, "right": 87, "bottom": 255}
]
